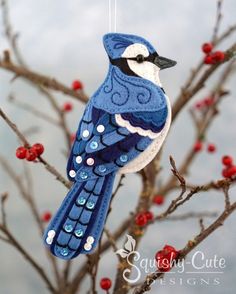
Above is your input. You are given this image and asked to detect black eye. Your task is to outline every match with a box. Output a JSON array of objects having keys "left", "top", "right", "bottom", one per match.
[{"left": 136, "top": 54, "right": 145, "bottom": 63}]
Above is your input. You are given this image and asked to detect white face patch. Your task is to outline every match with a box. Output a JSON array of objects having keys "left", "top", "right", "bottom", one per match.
[{"left": 121, "top": 43, "right": 161, "bottom": 86}]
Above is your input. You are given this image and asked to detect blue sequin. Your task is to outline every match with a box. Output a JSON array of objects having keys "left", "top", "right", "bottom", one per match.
[
  {"left": 98, "top": 165, "right": 106, "bottom": 173},
  {"left": 77, "top": 197, "right": 86, "bottom": 205},
  {"left": 75, "top": 229, "right": 84, "bottom": 237},
  {"left": 120, "top": 154, "right": 128, "bottom": 163},
  {"left": 64, "top": 224, "right": 73, "bottom": 233},
  {"left": 86, "top": 201, "right": 95, "bottom": 210},
  {"left": 90, "top": 141, "right": 98, "bottom": 150},
  {"left": 80, "top": 171, "right": 88, "bottom": 180},
  {"left": 61, "top": 248, "right": 69, "bottom": 256}
]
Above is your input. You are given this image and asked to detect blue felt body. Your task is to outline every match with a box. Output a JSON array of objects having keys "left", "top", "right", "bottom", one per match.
[{"left": 44, "top": 33, "right": 169, "bottom": 259}]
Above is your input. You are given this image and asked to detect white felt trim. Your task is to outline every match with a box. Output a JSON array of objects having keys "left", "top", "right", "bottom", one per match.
[
  {"left": 119, "top": 95, "right": 171, "bottom": 174},
  {"left": 115, "top": 114, "right": 160, "bottom": 139}
]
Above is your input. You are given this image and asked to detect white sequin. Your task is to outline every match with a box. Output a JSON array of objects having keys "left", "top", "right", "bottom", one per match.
[
  {"left": 82, "top": 130, "right": 90, "bottom": 138},
  {"left": 76, "top": 156, "right": 82, "bottom": 164},
  {"left": 86, "top": 158, "right": 94, "bottom": 166},
  {"left": 86, "top": 236, "right": 95, "bottom": 244},
  {"left": 97, "top": 124, "right": 105, "bottom": 133},
  {"left": 69, "top": 170, "right": 76, "bottom": 178},
  {"left": 84, "top": 243, "right": 92, "bottom": 251}
]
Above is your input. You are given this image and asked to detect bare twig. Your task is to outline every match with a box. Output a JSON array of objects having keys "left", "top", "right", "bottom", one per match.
[
  {"left": 0, "top": 55, "right": 88, "bottom": 103},
  {"left": 0, "top": 224, "right": 56, "bottom": 293},
  {"left": 212, "top": 0, "right": 223, "bottom": 44}
]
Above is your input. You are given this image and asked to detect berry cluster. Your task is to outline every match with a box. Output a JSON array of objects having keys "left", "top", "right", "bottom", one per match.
[
  {"left": 202, "top": 42, "right": 225, "bottom": 65},
  {"left": 155, "top": 245, "right": 179, "bottom": 272},
  {"left": 222, "top": 155, "right": 236, "bottom": 178},
  {"left": 16, "top": 143, "right": 44, "bottom": 161},
  {"left": 194, "top": 95, "right": 215, "bottom": 111},
  {"left": 193, "top": 141, "right": 216, "bottom": 153},
  {"left": 100, "top": 277, "right": 112, "bottom": 291},
  {"left": 135, "top": 210, "right": 154, "bottom": 227}
]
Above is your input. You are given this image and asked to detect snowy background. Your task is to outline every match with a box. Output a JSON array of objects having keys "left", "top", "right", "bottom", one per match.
[{"left": 0, "top": 0, "right": 236, "bottom": 293}]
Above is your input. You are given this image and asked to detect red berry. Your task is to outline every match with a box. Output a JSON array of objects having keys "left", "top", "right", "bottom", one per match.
[
  {"left": 145, "top": 211, "right": 154, "bottom": 222},
  {"left": 70, "top": 133, "right": 76, "bottom": 142},
  {"left": 25, "top": 148, "right": 37, "bottom": 161},
  {"left": 155, "top": 245, "right": 179, "bottom": 272},
  {"left": 72, "top": 80, "right": 83, "bottom": 90},
  {"left": 135, "top": 213, "right": 148, "bottom": 227},
  {"left": 42, "top": 211, "right": 52, "bottom": 222},
  {"left": 212, "top": 51, "right": 225, "bottom": 62},
  {"left": 222, "top": 167, "right": 230, "bottom": 178},
  {"left": 16, "top": 146, "right": 27, "bottom": 159},
  {"left": 195, "top": 101, "right": 204, "bottom": 110},
  {"left": 204, "top": 55, "right": 214, "bottom": 65},
  {"left": 32, "top": 143, "right": 44, "bottom": 156},
  {"left": 193, "top": 141, "right": 203, "bottom": 152},
  {"left": 226, "top": 166, "right": 236, "bottom": 178},
  {"left": 207, "top": 143, "right": 216, "bottom": 153},
  {"left": 202, "top": 43, "right": 213, "bottom": 54},
  {"left": 204, "top": 97, "right": 214, "bottom": 107},
  {"left": 63, "top": 102, "right": 73, "bottom": 112},
  {"left": 222, "top": 155, "right": 233, "bottom": 167},
  {"left": 153, "top": 195, "right": 164, "bottom": 205},
  {"left": 100, "top": 277, "right": 112, "bottom": 291}
]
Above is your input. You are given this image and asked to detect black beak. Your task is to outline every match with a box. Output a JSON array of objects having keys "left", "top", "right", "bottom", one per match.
[{"left": 154, "top": 55, "right": 177, "bottom": 70}]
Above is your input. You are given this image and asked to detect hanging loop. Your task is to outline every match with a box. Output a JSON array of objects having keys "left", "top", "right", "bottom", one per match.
[{"left": 109, "top": 0, "right": 117, "bottom": 32}]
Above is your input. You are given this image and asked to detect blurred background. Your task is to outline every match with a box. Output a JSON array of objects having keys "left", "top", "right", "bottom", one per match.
[{"left": 0, "top": 0, "right": 236, "bottom": 293}]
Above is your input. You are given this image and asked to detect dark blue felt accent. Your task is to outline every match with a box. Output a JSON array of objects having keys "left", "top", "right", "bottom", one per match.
[
  {"left": 88, "top": 133, "right": 141, "bottom": 164},
  {"left": 121, "top": 107, "right": 167, "bottom": 133},
  {"left": 92, "top": 107, "right": 106, "bottom": 124}
]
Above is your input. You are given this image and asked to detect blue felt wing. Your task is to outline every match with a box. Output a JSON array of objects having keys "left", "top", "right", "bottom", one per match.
[
  {"left": 121, "top": 106, "right": 168, "bottom": 133},
  {"left": 66, "top": 103, "right": 160, "bottom": 182}
]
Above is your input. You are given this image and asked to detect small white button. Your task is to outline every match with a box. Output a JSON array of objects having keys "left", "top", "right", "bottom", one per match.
[
  {"left": 47, "top": 230, "right": 56, "bottom": 238},
  {"left": 86, "top": 158, "right": 94, "bottom": 166},
  {"left": 76, "top": 156, "right": 82, "bottom": 164},
  {"left": 84, "top": 243, "right": 92, "bottom": 251},
  {"left": 82, "top": 130, "right": 90, "bottom": 138},
  {"left": 69, "top": 170, "right": 76, "bottom": 178},
  {"left": 86, "top": 236, "right": 95, "bottom": 244},
  {"left": 97, "top": 125, "right": 105, "bottom": 133},
  {"left": 46, "top": 237, "right": 53, "bottom": 244}
]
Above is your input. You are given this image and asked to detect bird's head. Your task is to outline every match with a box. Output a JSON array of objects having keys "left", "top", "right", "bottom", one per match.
[{"left": 103, "top": 33, "right": 176, "bottom": 85}]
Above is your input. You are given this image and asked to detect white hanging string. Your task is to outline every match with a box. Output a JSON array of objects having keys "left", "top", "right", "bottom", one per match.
[
  {"left": 114, "top": 0, "right": 117, "bottom": 32},
  {"left": 108, "top": 0, "right": 117, "bottom": 32}
]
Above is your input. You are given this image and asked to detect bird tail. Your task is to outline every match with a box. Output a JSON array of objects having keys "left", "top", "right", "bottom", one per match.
[{"left": 43, "top": 172, "right": 116, "bottom": 259}]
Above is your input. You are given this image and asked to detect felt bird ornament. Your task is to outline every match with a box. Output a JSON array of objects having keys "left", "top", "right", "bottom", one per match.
[{"left": 44, "top": 33, "right": 176, "bottom": 259}]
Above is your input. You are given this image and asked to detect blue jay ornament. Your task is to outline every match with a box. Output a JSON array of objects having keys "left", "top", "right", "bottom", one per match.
[{"left": 44, "top": 33, "right": 176, "bottom": 259}]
